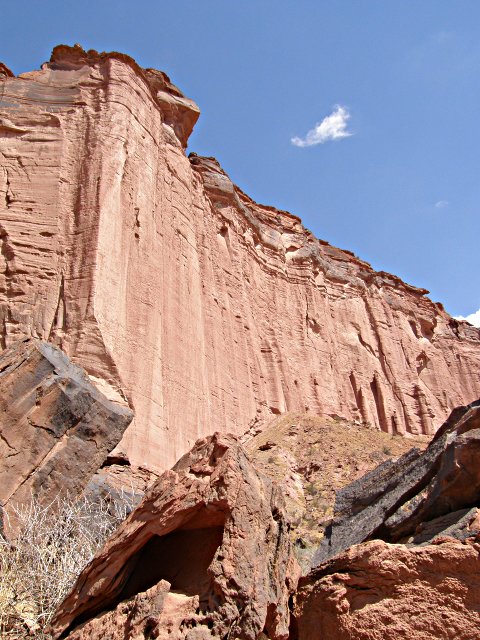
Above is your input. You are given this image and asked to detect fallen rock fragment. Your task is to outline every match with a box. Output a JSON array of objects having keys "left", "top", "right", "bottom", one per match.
[
  {"left": 86, "top": 457, "right": 158, "bottom": 509},
  {"left": 50, "top": 433, "right": 298, "bottom": 640},
  {"left": 0, "top": 338, "right": 133, "bottom": 524},
  {"left": 293, "top": 538, "right": 480, "bottom": 640},
  {"left": 315, "top": 399, "right": 480, "bottom": 565}
]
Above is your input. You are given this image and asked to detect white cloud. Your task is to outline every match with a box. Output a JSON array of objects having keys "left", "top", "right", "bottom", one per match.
[
  {"left": 435, "top": 200, "right": 449, "bottom": 209},
  {"left": 455, "top": 308, "right": 480, "bottom": 327},
  {"left": 291, "top": 105, "right": 352, "bottom": 148}
]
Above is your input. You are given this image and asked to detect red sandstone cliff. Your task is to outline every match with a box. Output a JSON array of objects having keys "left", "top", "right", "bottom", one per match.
[{"left": 1, "top": 45, "right": 479, "bottom": 472}]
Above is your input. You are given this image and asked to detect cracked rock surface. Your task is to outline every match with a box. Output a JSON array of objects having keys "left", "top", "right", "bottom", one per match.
[
  {"left": 293, "top": 538, "right": 480, "bottom": 640},
  {"left": 0, "top": 337, "right": 133, "bottom": 525},
  {"left": 50, "top": 433, "right": 298, "bottom": 640}
]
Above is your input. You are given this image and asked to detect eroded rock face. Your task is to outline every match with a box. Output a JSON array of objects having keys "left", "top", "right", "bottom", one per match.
[
  {"left": 293, "top": 539, "right": 480, "bottom": 640},
  {"left": 315, "top": 400, "right": 480, "bottom": 565},
  {"left": 1, "top": 44, "right": 480, "bottom": 472},
  {"left": 50, "top": 433, "right": 297, "bottom": 640},
  {"left": 0, "top": 337, "right": 133, "bottom": 523}
]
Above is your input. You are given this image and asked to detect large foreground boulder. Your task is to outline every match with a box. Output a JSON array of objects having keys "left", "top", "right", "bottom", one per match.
[
  {"left": 293, "top": 399, "right": 480, "bottom": 639},
  {"left": 50, "top": 433, "right": 298, "bottom": 640},
  {"left": 0, "top": 338, "right": 133, "bottom": 524},
  {"left": 315, "top": 399, "right": 480, "bottom": 565},
  {"left": 293, "top": 538, "right": 480, "bottom": 640}
]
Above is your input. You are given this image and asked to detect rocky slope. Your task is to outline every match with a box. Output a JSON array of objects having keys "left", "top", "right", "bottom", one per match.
[
  {"left": 292, "top": 400, "right": 480, "bottom": 639},
  {"left": 1, "top": 44, "right": 479, "bottom": 473},
  {"left": 315, "top": 399, "right": 480, "bottom": 564},
  {"left": 244, "top": 412, "right": 428, "bottom": 568}
]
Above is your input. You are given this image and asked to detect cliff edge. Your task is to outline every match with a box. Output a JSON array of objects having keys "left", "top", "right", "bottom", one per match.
[{"left": 1, "top": 45, "right": 479, "bottom": 472}]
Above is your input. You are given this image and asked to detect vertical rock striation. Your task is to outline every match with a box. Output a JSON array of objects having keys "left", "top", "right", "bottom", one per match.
[{"left": 1, "top": 45, "right": 479, "bottom": 472}]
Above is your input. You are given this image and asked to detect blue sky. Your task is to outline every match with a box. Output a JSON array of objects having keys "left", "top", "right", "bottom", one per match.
[{"left": 1, "top": 1, "right": 479, "bottom": 320}]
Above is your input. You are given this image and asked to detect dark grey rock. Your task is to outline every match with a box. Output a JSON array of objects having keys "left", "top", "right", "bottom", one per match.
[
  {"left": 406, "top": 507, "right": 480, "bottom": 545},
  {"left": 313, "top": 399, "right": 480, "bottom": 567},
  {"left": 0, "top": 338, "right": 133, "bottom": 521}
]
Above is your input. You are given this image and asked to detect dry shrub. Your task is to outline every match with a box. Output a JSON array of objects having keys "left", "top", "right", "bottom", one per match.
[{"left": 0, "top": 490, "right": 137, "bottom": 638}]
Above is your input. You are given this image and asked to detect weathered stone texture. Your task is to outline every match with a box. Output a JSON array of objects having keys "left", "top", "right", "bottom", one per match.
[
  {"left": 293, "top": 539, "right": 480, "bottom": 640},
  {"left": 1, "top": 45, "right": 480, "bottom": 472},
  {"left": 0, "top": 337, "right": 133, "bottom": 520},
  {"left": 295, "top": 400, "right": 480, "bottom": 639},
  {"left": 50, "top": 433, "right": 297, "bottom": 640},
  {"left": 314, "top": 400, "right": 480, "bottom": 565}
]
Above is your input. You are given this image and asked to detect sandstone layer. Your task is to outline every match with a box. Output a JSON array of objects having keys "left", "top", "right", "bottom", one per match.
[
  {"left": 0, "top": 337, "right": 133, "bottom": 526},
  {"left": 1, "top": 45, "right": 480, "bottom": 472},
  {"left": 315, "top": 399, "right": 480, "bottom": 565},
  {"left": 293, "top": 538, "right": 480, "bottom": 640},
  {"left": 51, "top": 433, "right": 297, "bottom": 640}
]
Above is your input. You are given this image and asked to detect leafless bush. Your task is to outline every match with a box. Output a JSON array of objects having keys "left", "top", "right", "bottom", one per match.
[{"left": 0, "top": 490, "right": 137, "bottom": 638}]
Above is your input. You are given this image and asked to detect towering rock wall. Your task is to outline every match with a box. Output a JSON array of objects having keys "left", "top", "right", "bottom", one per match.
[{"left": 0, "top": 45, "right": 479, "bottom": 472}]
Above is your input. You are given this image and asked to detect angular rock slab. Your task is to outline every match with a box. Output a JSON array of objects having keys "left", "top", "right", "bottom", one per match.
[
  {"left": 0, "top": 338, "right": 133, "bottom": 519},
  {"left": 293, "top": 539, "right": 480, "bottom": 640},
  {"left": 50, "top": 433, "right": 298, "bottom": 640},
  {"left": 314, "top": 399, "right": 480, "bottom": 565}
]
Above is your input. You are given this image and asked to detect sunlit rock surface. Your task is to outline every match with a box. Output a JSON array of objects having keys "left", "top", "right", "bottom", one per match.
[
  {"left": 1, "top": 45, "right": 480, "bottom": 472},
  {"left": 51, "top": 433, "right": 297, "bottom": 640},
  {"left": 293, "top": 538, "right": 480, "bottom": 640}
]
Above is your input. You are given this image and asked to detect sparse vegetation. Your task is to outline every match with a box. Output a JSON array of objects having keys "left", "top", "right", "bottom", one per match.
[
  {"left": 246, "top": 411, "right": 430, "bottom": 571},
  {"left": 0, "top": 491, "right": 137, "bottom": 638},
  {"left": 305, "top": 482, "right": 317, "bottom": 496},
  {"left": 369, "top": 450, "right": 386, "bottom": 463}
]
